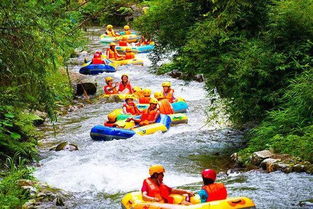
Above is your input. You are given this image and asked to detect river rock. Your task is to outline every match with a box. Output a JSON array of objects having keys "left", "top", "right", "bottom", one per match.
[
  {"left": 68, "top": 72, "right": 97, "bottom": 96},
  {"left": 251, "top": 150, "right": 274, "bottom": 166},
  {"left": 260, "top": 158, "right": 280, "bottom": 172},
  {"left": 194, "top": 74, "right": 204, "bottom": 82},
  {"left": 273, "top": 162, "right": 293, "bottom": 173},
  {"left": 167, "top": 70, "right": 183, "bottom": 79},
  {"left": 53, "top": 142, "right": 79, "bottom": 151},
  {"left": 32, "top": 110, "right": 48, "bottom": 126},
  {"left": 299, "top": 199, "right": 313, "bottom": 207},
  {"left": 293, "top": 164, "right": 307, "bottom": 173}
]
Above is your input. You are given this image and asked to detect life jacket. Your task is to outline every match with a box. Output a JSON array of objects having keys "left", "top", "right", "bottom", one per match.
[
  {"left": 124, "top": 52, "right": 135, "bottom": 60},
  {"left": 139, "top": 97, "right": 151, "bottom": 104},
  {"left": 104, "top": 121, "right": 115, "bottom": 127},
  {"left": 119, "top": 40, "right": 128, "bottom": 46},
  {"left": 106, "top": 29, "right": 116, "bottom": 37},
  {"left": 104, "top": 85, "right": 117, "bottom": 94},
  {"left": 144, "top": 178, "right": 174, "bottom": 203},
  {"left": 158, "top": 99, "right": 174, "bottom": 114},
  {"left": 202, "top": 183, "right": 227, "bottom": 202},
  {"left": 119, "top": 82, "right": 133, "bottom": 94},
  {"left": 123, "top": 103, "right": 141, "bottom": 115},
  {"left": 92, "top": 58, "right": 104, "bottom": 64},
  {"left": 163, "top": 89, "right": 175, "bottom": 103},
  {"left": 124, "top": 30, "right": 131, "bottom": 35},
  {"left": 107, "top": 49, "right": 116, "bottom": 59},
  {"left": 141, "top": 108, "right": 158, "bottom": 122}
]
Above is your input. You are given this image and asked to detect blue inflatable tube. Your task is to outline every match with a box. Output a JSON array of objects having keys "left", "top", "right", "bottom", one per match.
[
  {"left": 90, "top": 125, "right": 136, "bottom": 141},
  {"left": 136, "top": 45, "right": 155, "bottom": 53},
  {"left": 156, "top": 114, "right": 172, "bottom": 129},
  {"left": 79, "top": 64, "right": 116, "bottom": 75},
  {"left": 171, "top": 101, "right": 188, "bottom": 113}
]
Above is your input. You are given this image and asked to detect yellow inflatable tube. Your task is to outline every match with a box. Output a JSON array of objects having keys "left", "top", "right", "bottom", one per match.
[
  {"left": 133, "top": 123, "right": 167, "bottom": 136},
  {"left": 121, "top": 192, "right": 256, "bottom": 209},
  {"left": 109, "top": 58, "right": 144, "bottom": 68}
]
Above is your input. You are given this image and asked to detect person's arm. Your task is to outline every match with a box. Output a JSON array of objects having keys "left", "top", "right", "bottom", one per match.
[
  {"left": 122, "top": 105, "right": 128, "bottom": 114},
  {"left": 171, "top": 188, "right": 194, "bottom": 196}
]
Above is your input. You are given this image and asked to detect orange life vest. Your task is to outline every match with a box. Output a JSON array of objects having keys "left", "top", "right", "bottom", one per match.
[
  {"left": 158, "top": 99, "right": 174, "bottom": 114},
  {"left": 107, "top": 49, "right": 116, "bottom": 59},
  {"left": 124, "top": 31, "right": 131, "bottom": 35},
  {"left": 141, "top": 108, "right": 158, "bottom": 122},
  {"left": 125, "top": 52, "right": 135, "bottom": 60},
  {"left": 144, "top": 178, "right": 174, "bottom": 203},
  {"left": 202, "top": 183, "right": 227, "bottom": 202},
  {"left": 123, "top": 103, "right": 141, "bottom": 115},
  {"left": 119, "top": 41, "right": 128, "bottom": 46},
  {"left": 163, "top": 89, "right": 175, "bottom": 103},
  {"left": 103, "top": 85, "right": 117, "bottom": 94},
  {"left": 139, "top": 97, "right": 151, "bottom": 104}
]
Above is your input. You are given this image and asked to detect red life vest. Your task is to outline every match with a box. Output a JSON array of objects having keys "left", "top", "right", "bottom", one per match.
[
  {"left": 143, "top": 178, "right": 174, "bottom": 203},
  {"left": 139, "top": 97, "right": 151, "bottom": 104},
  {"left": 124, "top": 52, "right": 135, "bottom": 60},
  {"left": 163, "top": 89, "right": 175, "bottom": 103},
  {"left": 141, "top": 108, "right": 158, "bottom": 122},
  {"left": 158, "top": 99, "right": 174, "bottom": 114},
  {"left": 202, "top": 183, "right": 227, "bottom": 202},
  {"left": 92, "top": 58, "right": 104, "bottom": 64},
  {"left": 103, "top": 85, "right": 117, "bottom": 94},
  {"left": 119, "top": 41, "right": 128, "bottom": 46},
  {"left": 119, "top": 82, "right": 133, "bottom": 93},
  {"left": 123, "top": 103, "right": 141, "bottom": 115},
  {"left": 104, "top": 121, "right": 115, "bottom": 127}
]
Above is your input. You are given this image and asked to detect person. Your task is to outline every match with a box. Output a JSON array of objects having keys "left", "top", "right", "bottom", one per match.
[
  {"left": 154, "top": 92, "right": 174, "bottom": 114},
  {"left": 127, "top": 98, "right": 160, "bottom": 126},
  {"left": 103, "top": 77, "right": 118, "bottom": 94},
  {"left": 91, "top": 52, "right": 105, "bottom": 64},
  {"left": 162, "top": 82, "right": 175, "bottom": 103},
  {"left": 118, "top": 74, "right": 134, "bottom": 94},
  {"left": 104, "top": 112, "right": 118, "bottom": 127},
  {"left": 106, "top": 42, "right": 123, "bottom": 60},
  {"left": 136, "top": 35, "right": 151, "bottom": 46},
  {"left": 122, "top": 95, "right": 141, "bottom": 115},
  {"left": 118, "top": 36, "right": 128, "bottom": 46},
  {"left": 139, "top": 89, "right": 152, "bottom": 104},
  {"left": 124, "top": 48, "right": 135, "bottom": 60},
  {"left": 123, "top": 25, "right": 131, "bottom": 35},
  {"left": 198, "top": 169, "right": 227, "bottom": 203},
  {"left": 141, "top": 165, "right": 194, "bottom": 204},
  {"left": 105, "top": 24, "right": 118, "bottom": 37}
]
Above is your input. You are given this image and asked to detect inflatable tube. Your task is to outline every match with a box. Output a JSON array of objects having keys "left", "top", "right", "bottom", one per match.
[
  {"left": 156, "top": 114, "right": 171, "bottom": 129},
  {"left": 116, "top": 44, "right": 155, "bottom": 53},
  {"left": 133, "top": 123, "right": 167, "bottom": 136},
  {"left": 100, "top": 34, "right": 140, "bottom": 44},
  {"left": 79, "top": 63, "right": 116, "bottom": 75},
  {"left": 109, "top": 58, "right": 144, "bottom": 68},
  {"left": 90, "top": 125, "right": 135, "bottom": 141},
  {"left": 119, "top": 31, "right": 138, "bottom": 35},
  {"left": 172, "top": 101, "right": 188, "bottom": 113},
  {"left": 168, "top": 113, "right": 188, "bottom": 124},
  {"left": 121, "top": 192, "right": 256, "bottom": 209}
]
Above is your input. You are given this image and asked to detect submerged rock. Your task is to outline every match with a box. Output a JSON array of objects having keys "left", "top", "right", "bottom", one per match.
[
  {"left": 299, "top": 199, "right": 313, "bottom": 207},
  {"left": 51, "top": 142, "right": 79, "bottom": 151}
]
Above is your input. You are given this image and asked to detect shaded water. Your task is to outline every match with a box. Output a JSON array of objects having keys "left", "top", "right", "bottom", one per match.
[{"left": 35, "top": 27, "right": 313, "bottom": 209}]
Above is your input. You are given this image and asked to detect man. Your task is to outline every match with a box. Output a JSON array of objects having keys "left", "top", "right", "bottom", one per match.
[{"left": 142, "top": 165, "right": 194, "bottom": 204}]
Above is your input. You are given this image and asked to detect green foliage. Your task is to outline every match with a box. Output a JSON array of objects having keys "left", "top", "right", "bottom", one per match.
[{"left": 0, "top": 167, "right": 33, "bottom": 208}]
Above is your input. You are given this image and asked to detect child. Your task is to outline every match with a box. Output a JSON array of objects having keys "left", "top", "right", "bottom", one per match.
[
  {"left": 105, "top": 24, "right": 118, "bottom": 37},
  {"left": 118, "top": 74, "right": 134, "bottom": 94},
  {"left": 162, "top": 82, "right": 175, "bottom": 103},
  {"left": 198, "top": 169, "right": 227, "bottom": 203},
  {"left": 122, "top": 95, "right": 141, "bottom": 115},
  {"left": 118, "top": 36, "right": 128, "bottom": 46},
  {"left": 124, "top": 48, "right": 135, "bottom": 60},
  {"left": 139, "top": 89, "right": 152, "bottom": 104},
  {"left": 154, "top": 92, "right": 174, "bottom": 114},
  {"left": 104, "top": 112, "right": 118, "bottom": 127},
  {"left": 103, "top": 77, "right": 118, "bottom": 94},
  {"left": 123, "top": 25, "right": 131, "bottom": 35},
  {"left": 92, "top": 52, "right": 105, "bottom": 64},
  {"left": 106, "top": 42, "right": 123, "bottom": 60}
]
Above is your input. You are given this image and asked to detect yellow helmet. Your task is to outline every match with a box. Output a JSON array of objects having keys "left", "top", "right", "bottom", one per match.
[
  {"left": 107, "top": 112, "right": 117, "bottom": 122},
  {"left": 149, "top": 164, "right": 165, "bottom": 176},
  {"left": 125, "top": 95, "right": 134, "bottom": 100},
  {"left": 149, "top": 98, "right": 159, "bottom": 104},
  {"left": 143, "top": 89, "right": 151, "bottom": 96},
  {"left": 110, "top": 42, "right": 116, "bottom": 46},
  {"left": 124, "top": 25, "right": 130, "bottom": 30},
  {"left": 154, "top": 92, "right": 164, "bottom": 99},
  {"left": 106, "top": 24, "right": 113, "bottom": 29},
  {"left": 105, "top": 77, "right": 113, "bottom": 83},
  {"left": 162, "top": 82, "right": 171, "bottom": 87},
  {"left": 126, "top": 47, "right": 132, "bottom": 52},
  {"left": 121, "top": 74, "right": 128, "bottom": 79},
  {"left": 133, "top": 86, "right": 142, "bottom": 92}
]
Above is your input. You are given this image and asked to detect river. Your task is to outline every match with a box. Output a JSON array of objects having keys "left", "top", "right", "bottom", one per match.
[{"left": 34, "top": 27, "right": 313, "bottom": 209}]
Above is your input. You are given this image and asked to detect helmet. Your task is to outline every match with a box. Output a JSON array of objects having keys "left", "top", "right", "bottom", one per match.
[
  {"left": 107, "top": 112, "right": 117, "bottom": 122},
  {"left": 105, "top": 77, "right": 113, "bottom": 83},
  {"left": 201, "top": 169, "right": 216, "bottom": 181},
  {"left": 149, "top": 164, "right": 165, "bottom": 176},
  {"left": 124, "top": 25, "right": 130, "bottom": 30},
  {"left": 125, "top": 95, "right": 134, "bottom": 100},
  {"left": 121, "top": 74, "right": 128, "bottom": 79},
  {"left": 162, "top": 82, "right": 171, "bottom": 87},
  {"left": 110, "top": 42, "right": 116, "bottom": 46},
  {"left": 133, "top": 86, "right": 142, "bottom": 92},
  {"left": 150, "top": 98, "right": 158, "bottom": 104},
  {"left": 106, "top": 25, "right": 113, "bottom": 29},
  {"left": 143, "top": 89, "right": 151, "bottom": 96},
  {"left": 126, "top": 47, "right": 132, "bottom": 52},
  {"left": 154, "top": 92, "right": 164, "bottom": 99}
]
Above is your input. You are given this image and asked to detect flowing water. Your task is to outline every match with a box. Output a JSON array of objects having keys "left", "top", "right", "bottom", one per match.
[{"left": 34, "top": 27, "right": 313, "bottom": 209}]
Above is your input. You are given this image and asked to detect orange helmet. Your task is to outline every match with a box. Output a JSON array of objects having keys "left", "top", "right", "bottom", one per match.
[{"left": 149, "top": 164, "right": 165, "bottom": 176}]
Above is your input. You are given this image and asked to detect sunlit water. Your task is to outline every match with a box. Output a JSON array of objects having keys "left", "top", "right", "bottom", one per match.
[{"left": 34, "top": 27, "right": 313, "bottom": 209}]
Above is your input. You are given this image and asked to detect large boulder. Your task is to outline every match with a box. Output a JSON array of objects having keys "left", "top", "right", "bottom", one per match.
[
  {"left": 68, "top": 72, "right": 97, "bottom": 96},
  {"left": 260, "top": 158, "right": 280, "bottom": 172},
  {"left": 251, "top": 150, "right": 274, "bottom": 166}
]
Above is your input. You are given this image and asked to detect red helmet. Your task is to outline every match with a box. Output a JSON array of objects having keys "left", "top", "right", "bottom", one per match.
[{"left": 201, "top": 169, "right": 216, "bottom": 181}]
